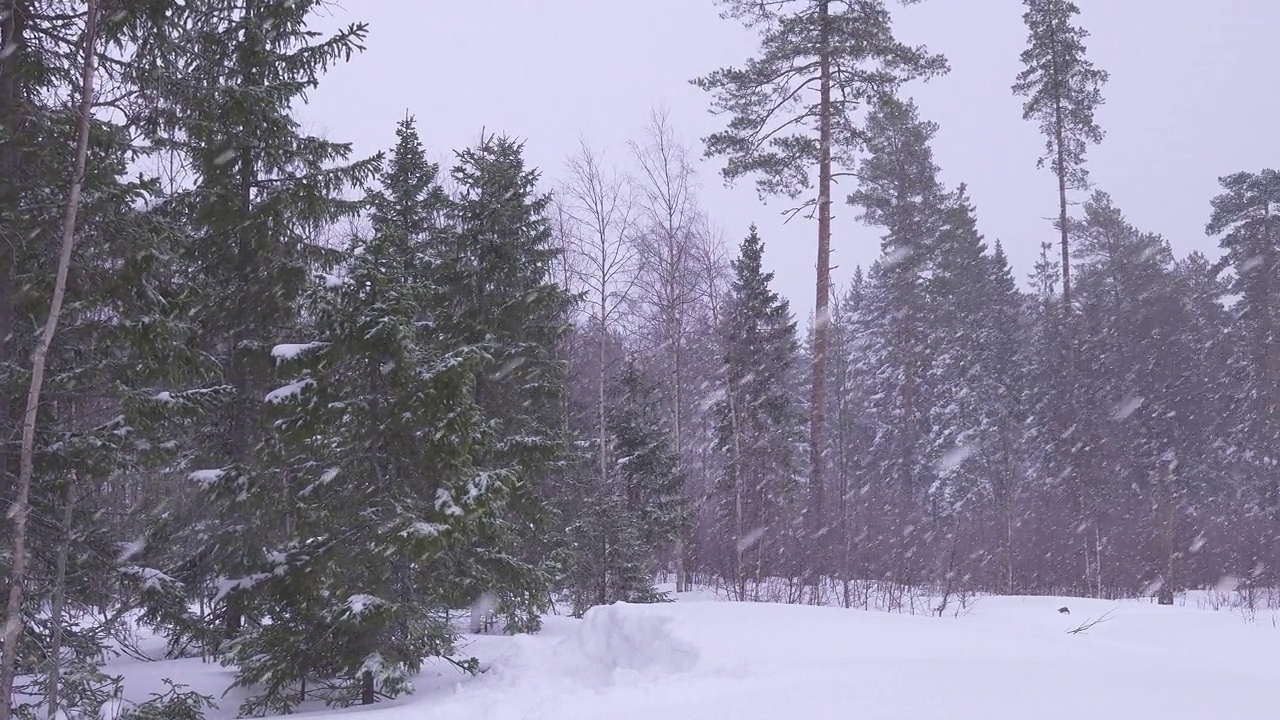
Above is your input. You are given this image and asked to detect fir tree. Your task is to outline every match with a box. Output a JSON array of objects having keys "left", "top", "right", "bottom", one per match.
[
  {"left": 441, "top": 134, "right": 575, "bottom": 631},
  {"left": 125, "top": 0, "right": 379, "bottom": 666},
  {"left": 220, "top": 119, "right": 499, "bottom": 709},
  {"left": 565, "top": 360, "right": 688, "bottom": 614},
  {"left": 715, "top": 226, "right": 804, "bottom": 598}
]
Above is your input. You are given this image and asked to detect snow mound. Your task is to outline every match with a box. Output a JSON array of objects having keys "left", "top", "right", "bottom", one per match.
[{"left": 567, "top": 603, "right": 699, "bottom": 679}]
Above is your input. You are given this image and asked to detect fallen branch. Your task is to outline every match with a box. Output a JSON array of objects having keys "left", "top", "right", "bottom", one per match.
[{"left": 1066, "top": 609, "right": 1116, "bottom": 635}]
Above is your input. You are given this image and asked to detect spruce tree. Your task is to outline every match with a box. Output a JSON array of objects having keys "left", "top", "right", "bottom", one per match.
[
  {"left": 693, "top": 1, "right": 947, "bottom": 545},
  {"left": 925, "top": 186, "right": 999, "bottom": 518},
  {"left": 608, "top": 361, "right": 689, "bottom": 573},
  {"left": 565, "top": 360, "right": 688, "bottom": 614},
  {"left": 441, "top": 134, "right": 575, "bottom": 631},
  {"left": 1070, "top": 191, "right": 1179, "bottom": 595},
  {"left": 0, "top": 6, "right": 211, "bottom": 716},
  {"left": 219, "top": 118, "right": 497, "bottom": 713},
  {"left": 715, "top": 226, "right": 804, "bottom": 598},
  {"left": 123, "top": 0, "right": 379, "bottom": 664},
  {"left": 848, "top": 96, "right": 945, "bottom": 511},
  {"left": 827, "top": 271, "right": 878, "bottom": 600}
]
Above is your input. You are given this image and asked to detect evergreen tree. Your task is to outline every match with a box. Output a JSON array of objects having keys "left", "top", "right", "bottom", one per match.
[
  {"left": 1012, "top": 0, "right": 1109, "bottom": 317},
  {"left": 925, "top": 187, "right": 1001, "bottom": 520},
  {"left": 1206, "top": 170, "right": 1280, "bottom": 546},
  {"left": 1071, "top": 191, "right": 1180, "bottom": 596},
  {"left": 826, "top": 271, "right": 878, "bottom": 600},
  {"left": 848, "top": 96, "right": 945, "bottom": 514},
  {"left": 0, "top": 6, "right": 210, "bottom": 717},
  {"left": 565, "top": 360, "right": 688, "bottom": 614},
  {"left": 218, "top": 119, "right": 498, "bottom": 712},
  {"left": 124, "top": 0, "right": 379, "bottom": 667},
  {"left": 715, "top": 226, "right": 804, "bottom": 598},
  {"left": 975, "top": 241, "right": 1029, "bottom": 592},
  {"left": 693, "top": 0, "right": 947, "bottom": 542},
  {"left": 1012, "top": 0, "right": 1108, "bottom": 592},
  {"left": 441, "top": 134, "right": 575, "bottom": 631}
]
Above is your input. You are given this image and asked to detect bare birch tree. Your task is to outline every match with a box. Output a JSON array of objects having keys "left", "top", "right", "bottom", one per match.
[
  {"left": 559, "top": 139, "right": 639, "bottom": 493},
  {"left": 627, "top": 108, "right": 706, "bottom": 592},
  {"left": 0, "top": 0, "right": 99, "bottom": 713}
]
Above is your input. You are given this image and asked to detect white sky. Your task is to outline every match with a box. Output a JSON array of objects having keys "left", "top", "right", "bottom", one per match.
[{"left": 302, "top": 0, "right": 1280, "bottom": 316}]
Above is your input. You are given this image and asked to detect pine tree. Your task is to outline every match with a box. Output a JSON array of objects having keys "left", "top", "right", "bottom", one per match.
[
  {"left": 715, "top": 226, "right": 804, "bottom": 598},
  {"left": 693, "top": 1, "right": 947, "bottom": 546},
  {"left": 1205, "top": 170, "right": 1280, "bottom": 542},
  {"left": 1012, "top": 0, "right": 1109, "bottom": 318},
  {"left": 848, "top": 96, "right": 945, "bottom": 514},
  {"left": 1011, "top": 0, "right": 1108, "bottom": 593}
]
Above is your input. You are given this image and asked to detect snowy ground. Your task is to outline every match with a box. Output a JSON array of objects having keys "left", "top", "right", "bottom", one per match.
[{"left": 110, "top": 590, "right": 1279, "bottom": 720}]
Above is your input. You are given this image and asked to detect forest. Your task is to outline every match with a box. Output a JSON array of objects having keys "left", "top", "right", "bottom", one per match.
[{"left": 1, "top": 0, "right": 1278, "bottom": 717}]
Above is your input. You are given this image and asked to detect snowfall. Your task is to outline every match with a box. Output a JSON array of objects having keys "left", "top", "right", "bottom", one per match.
[{"left": 111, "top": 587, "right": 1278, "bottom": 720}]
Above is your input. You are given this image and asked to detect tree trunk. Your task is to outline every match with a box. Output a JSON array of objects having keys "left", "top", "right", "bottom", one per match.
[
  {"left": 1055, "top": 130, "right": 1071, "bottom": 317},
  {"left": 727, "top": 385, "right": 745, "bottom": 601},
  {"left": 360, "top": 670, "right": 375, "bottom": 705},
  {"left": 1157, "top": 481, "right": 1175, "bottom": 606},
  {"left": 0, "top": 2, "right": 99, "bottom": 714},
  {"left": 808, "top": 0, "right": 833, "bottom": 577},
  {"left": 45, "top": 471, "right": 77, "bottom": 720},
  {"left": 672, "top": 326, "right": 686, "bottom": 593},
  {"left": 0, "top": 0, "right": 26, "bottom": 502},
  {"left": 598, "top": 287, "right": 608, "bottom": 500}
]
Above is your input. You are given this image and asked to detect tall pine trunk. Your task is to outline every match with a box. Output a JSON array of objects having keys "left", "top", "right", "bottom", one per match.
[
  {"left": 0, "top": 2, "right": 99, "bottom": 712},
  {"left": 808, "top": 0, "right": 833, "bottom": 575},
  {"left": 1055, "top": 119, "right": 1071, "bottom": 316}
]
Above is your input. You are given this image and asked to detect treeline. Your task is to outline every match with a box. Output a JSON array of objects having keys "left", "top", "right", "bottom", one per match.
[{"left": 1, "top": 1, "right": 1277, "bottom": 719}]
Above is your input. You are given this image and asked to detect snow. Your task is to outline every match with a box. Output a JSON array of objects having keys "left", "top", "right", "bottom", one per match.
[
  {"left": 264, "top": 378, "right": 315, "bottom": 403},
  {"left": 270, "top": 342, "right": 327, "bottom": 363},
  {"left": 346, "top": 594, "right": 383, "bottom": 617},
  {"left": 187, "top": 468, "right": 226, "bottom": 488},
  {"left": 937, "top": 443, "right": 975, "bottom": 471},
  {"left": 105, "top": 591, "right": 1278, "bottom": 720},
  {"left": 119, "top": 565, "right": 179, "bottom": 592},
  {"left": 1114, "top": 395, "right": 1145, "bottom": 420}
]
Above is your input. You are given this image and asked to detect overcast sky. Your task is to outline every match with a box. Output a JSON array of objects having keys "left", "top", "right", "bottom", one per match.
[{"left": 302, "top": 0, "right": 1280, "bottom": 317}]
